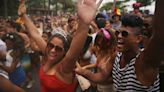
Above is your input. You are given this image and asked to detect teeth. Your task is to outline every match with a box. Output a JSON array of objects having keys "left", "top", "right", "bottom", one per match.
[
  {"left": 117, "top": 40, "right": 124, "bottom": 44},
  {"left": 117, "top": 42, "right": 124, "bottom": 44},
  {"left": 117, "top": 41, "right": 123, "bottom": 43}
]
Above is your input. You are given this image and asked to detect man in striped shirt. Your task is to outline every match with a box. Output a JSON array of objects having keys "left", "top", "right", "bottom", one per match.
[
  {"left": 112, "top": 0, "right": 163, "bottom": 91},
  {"left": 0, "top": 38, "right": 25, "bottom": 92}
]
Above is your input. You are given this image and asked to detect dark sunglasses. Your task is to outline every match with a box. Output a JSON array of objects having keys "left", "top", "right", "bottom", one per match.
[
  {"left": 47, "top": 43, "right": 64, "bottom": 52},
  {"left": 115, "top": 30, "right": 129, "bottom": 37}
]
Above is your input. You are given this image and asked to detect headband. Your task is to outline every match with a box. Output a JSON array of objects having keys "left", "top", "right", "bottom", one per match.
[{"left": 100, "top": 28, "right": 111, "bottom": 40}]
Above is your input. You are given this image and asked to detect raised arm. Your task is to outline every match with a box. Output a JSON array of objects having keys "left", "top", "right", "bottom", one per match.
[
  {"left": 18, "top": 2, "right": 47, "bottom": 53},
  {"left": 82, "top": 63, "right": 97, "bottom": 69},
  {"left": 137, "top": 0, "right": 164, "bottom": 86},
  {"left": 61, "top": 0, "right": 103, "bottom": 73},
  {"left": 143, "top": 0, "right": 164, "bottom": 68}
]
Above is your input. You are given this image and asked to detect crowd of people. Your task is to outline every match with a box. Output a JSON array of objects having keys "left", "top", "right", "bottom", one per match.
[{"left": 0, "top": 0, "right": 164, "bottom": 92}]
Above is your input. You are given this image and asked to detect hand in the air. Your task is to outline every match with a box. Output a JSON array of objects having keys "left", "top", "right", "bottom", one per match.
[
  {"left": 77, "top": 0, "right": 103, "bottom": 24},
  {"left": 18, "top": 0, "right": 26, "bottom": 16}
]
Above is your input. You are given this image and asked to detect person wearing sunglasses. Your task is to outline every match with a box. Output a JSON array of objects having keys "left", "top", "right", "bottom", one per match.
[
  {"left": 111, "top": 1, "right": 164, "bottom": 91},
  {"left": 0, "top": 32, "right": 26, "bottom": 92},
  {"left": 0, "top": 39, "right": 25, "bottom": 92},
  {"left": 18, "top": 0, "right": 103, "bottom": 92},
  {"left": 0, "top": 32, "right": 26, "bottom": 87},
  {"left": 76, "top": 28, "right": 117, "bottom": 92}
]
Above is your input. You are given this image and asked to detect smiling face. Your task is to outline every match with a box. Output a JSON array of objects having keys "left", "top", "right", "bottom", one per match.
[
  {"left": 115, "top": 26, "right": 142, "bottom": 52},
  {"left": 116, "top": 14, "right": 144, "bottom": 53},
  {"left": 46, "top": 37, "right": 65, "bottom": 63}
]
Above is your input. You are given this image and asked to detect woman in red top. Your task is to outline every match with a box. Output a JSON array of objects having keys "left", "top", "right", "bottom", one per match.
[{"left": 18, "top": 0, "right": 103, "bottom": 92}]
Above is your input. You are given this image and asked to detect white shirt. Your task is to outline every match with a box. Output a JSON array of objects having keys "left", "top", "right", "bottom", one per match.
[
  {"left": 0, "top": 39, "right": 7, "bottom": 53},
  {"left": 5, "top": 50, "right": 20, "bottom": 68},
  {"left": 0, "top": 39, "right": 8, "bottom": 79}
]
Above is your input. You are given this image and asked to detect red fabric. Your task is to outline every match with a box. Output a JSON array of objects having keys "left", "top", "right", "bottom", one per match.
[{"left": 39, "top": 67, "right": 77, "bottom": 92}]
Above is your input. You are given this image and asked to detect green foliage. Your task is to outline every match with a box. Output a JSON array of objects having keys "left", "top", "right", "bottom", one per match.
[
  {"left": 100, "top": 0, "right": 130, "bottom": 11},
  {"left": 0, "top": 0, "right": 19, "bottom": 16},
  {"left": 27, "top": 0, "right": 47, "bottom": 8},
  {"left": 28, "top": 0, "right": 75, "bottom": 13},
  {"left": 100, "top": 2, "right": 113, "bottom": 11},
  {"left": 58, "top": 0, "right": 75, "bottom": 11},
  {"left": 100, "top": 0, "right": 155, "bottom": 11},
  {"left": 136, "top": 0, "right": 155, "bottom": 6}
]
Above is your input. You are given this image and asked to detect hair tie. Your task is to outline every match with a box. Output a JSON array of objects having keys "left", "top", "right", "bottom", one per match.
[
  {"left": 100, "top": 28, "right": 111, "bottom": 40},
  {"left": 52, "top": 31, "right": 68, "bottom": 42}
]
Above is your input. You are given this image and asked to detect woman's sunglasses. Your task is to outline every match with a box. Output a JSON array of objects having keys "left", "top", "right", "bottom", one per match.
[
  {"left": 115, "top": 30, "right": 129, "bottom": 38},
  {"left": 47, "top": 43, "right": 64, "bottom": 52}
]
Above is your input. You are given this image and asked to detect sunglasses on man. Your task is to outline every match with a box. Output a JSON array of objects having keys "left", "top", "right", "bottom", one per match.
[
  {"left": 47, "top": 43, "right": 64, "bottom": 52},
  {"left": 115, "top": 30, "right": 129, "bottom": 38}
]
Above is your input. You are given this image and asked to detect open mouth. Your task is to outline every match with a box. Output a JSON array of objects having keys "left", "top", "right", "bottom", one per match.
[
  {"left": 117, "top": 39, "right": 124, "bottom": 45},
  {"left": 117, "top": 40, "right": 125, "bottom": 49}
]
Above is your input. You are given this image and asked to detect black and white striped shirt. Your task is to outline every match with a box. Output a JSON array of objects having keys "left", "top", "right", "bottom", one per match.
[
  {"left": 0, "top": 69, "right": 8, "bottom": 79},
  {"left": 112, "top": 52, "right": 160, "bottom": 92}
]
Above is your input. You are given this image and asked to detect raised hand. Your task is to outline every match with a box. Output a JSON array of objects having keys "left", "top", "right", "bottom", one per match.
[
  {"left": 18, "top": 0, "right": 26, "bottom": 16},
  {"left": 77, "top": 0, "right": 103, "bottom": 24}
]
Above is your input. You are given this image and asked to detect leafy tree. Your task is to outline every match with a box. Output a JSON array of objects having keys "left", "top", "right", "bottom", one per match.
[
  {"left": 58, "top": 0, "right": 75, "bottom": 12},
  {"left": 0, "top": 0, "right": 19, "bottom": 17},
  {"left": 27, "top": 0, "right": 47, "bottom": 8},
  {"left": 100, "top": 0, "right": 130, "bottom": 11},
  {"left": 136, "top": 0, "right": 155, "bottom": 6}
]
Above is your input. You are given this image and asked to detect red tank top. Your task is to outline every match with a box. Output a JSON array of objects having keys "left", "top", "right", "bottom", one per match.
[{"left": 39, "top": 67, "right": 77, "bottom": 92}]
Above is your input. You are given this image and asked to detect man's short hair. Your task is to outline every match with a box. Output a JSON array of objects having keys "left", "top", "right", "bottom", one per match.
[{"left": 121, "top": 14, "right": 143, "bottom": 28}]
